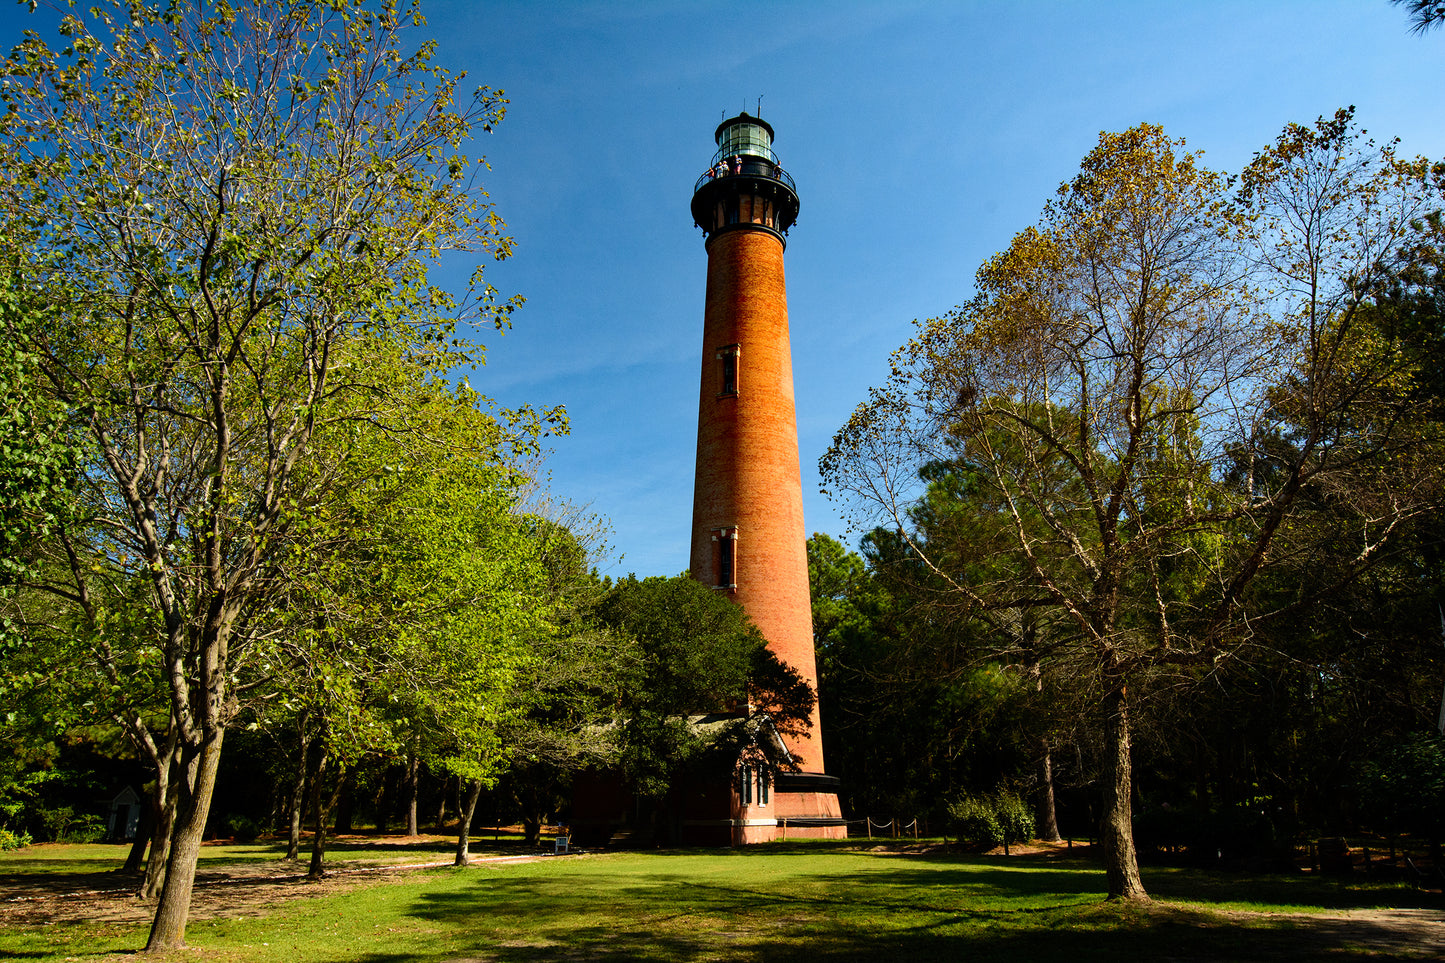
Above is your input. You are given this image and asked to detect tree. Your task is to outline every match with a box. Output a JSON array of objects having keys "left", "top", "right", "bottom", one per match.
[
  {"left": 1392, "top": 0, "right": 1445, "bottom": 34},
  {"left": 247, "top": 370, "right": 554, "bottom": 873},
  {"left": 0, "top": 279, "right": 78, "bottom": 591},
  {"left": 492, "top": 515, "right": 630, "bottom": 847},
  {"left": 809, "top": 530, "right": 1078, "bottom": 832},
  {"left": 590, "top": 576, "right": 814, "bottom": 843},
  {"left": 823, "top": 117, "right": 1444, "bottom": 899},
  {"left": 0, "top": 278, "right": 84, "bottom": 844},
  {"left": 0, "top": 0, "right": 534, "bottom": 947}
]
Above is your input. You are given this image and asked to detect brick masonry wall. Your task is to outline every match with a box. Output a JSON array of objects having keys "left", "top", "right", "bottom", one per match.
[{"left": 688, "top": 227, "right": 825, "bottom": 772}]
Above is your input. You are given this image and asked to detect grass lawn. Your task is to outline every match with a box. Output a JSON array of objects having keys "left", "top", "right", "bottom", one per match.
[{"left": 2, "top": 840, "right": 1440, "bottom": 961}]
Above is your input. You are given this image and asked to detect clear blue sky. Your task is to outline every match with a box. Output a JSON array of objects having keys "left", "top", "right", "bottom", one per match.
[{"left": 5, "top": 1, "right": 1443, "bottom": 576}]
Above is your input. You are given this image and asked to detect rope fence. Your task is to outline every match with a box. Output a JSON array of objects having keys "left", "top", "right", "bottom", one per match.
[
  {"left": 777, "top": 815, "right": 1093, "bottom": 852},
  {"left": 853, "top": 816, "right": 921, "bottom": 840}
]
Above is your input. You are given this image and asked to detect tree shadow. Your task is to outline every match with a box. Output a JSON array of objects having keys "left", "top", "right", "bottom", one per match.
[
  {"left": 315, "top": 899, "right": 1440, "bottom": 962},
  {"left": 358, "top": 853, "right": 1442, "bottom": 962}
]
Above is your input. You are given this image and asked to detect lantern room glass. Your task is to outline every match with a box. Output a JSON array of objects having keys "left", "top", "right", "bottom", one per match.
[{"left": 712, "top": 119, "right": 778, "bottom": 166}]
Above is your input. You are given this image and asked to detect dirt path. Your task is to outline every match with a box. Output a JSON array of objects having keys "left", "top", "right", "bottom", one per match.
[
  {"left": 0, "top": 851, "right": 541, "bottom": 928},
  {"left": 1205, "top": 905, "right": 1445, "bottom": 958}
]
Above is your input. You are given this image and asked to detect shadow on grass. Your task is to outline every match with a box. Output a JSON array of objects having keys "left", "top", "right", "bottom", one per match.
[
  {"left": 313, "top": 900, "right": 1437, "bottom": 963},
  {"left": 330, "top": 854, "right": 1442, "bottom": 962},
  {"left": 8, "top": 845, "right": 1440, "bottom": 962},
  {"left": 1142, "top": 864, "right": 1438, "bottom": 911}
]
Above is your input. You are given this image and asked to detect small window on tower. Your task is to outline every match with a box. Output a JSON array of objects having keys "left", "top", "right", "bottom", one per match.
[
  {"left": 712, "top": 527, "right": 738, "bottom": 590},
  {"left": 716, "top": 344, "right": 740, "bottom": 397}
]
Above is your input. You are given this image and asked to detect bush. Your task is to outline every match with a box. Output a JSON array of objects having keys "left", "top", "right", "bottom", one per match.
[
  {"left": 36, "top": 806, "right": 106, "bottom": 843},
  {"left": 995, "top": 791, "right": 1035, "bottom": 845},
  {"left": 224, "top": 814, "right": 260, "bottom": 843},
  {"left": 1356, "top": 732, "right": 1445, "bottom": 839},
  {"left": 66, "top": 815, "right": 105, "bottom": 843},
  {"left": 0, "top": 828, "right": 31, "bottom": 851},
  {"left": 37, "top": 805, "right": 75, "bottom": 842},
  {"left": 948, "top": 791, "right": 1035, "bottom": 849}
]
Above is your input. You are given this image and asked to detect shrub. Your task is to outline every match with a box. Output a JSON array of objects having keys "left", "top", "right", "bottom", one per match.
[
  {"left": 224, "top": 814, "right": 260, "bottom": 843},
  {"left": 66, "top": 814, "right": 106, "bottom": 843},
  {"left": 995, "top": 791, "right": 1035, "bottom": 846},
  {"left": 36, "top": 806, "right": 106, "bottom": 843},
  {"left": 1356, "top": 732, "right": 1445, "bottom": 839},
  {"left": 0, "top": 828, "right": 31, "bottom": 851},
  {"left": 37, "top": 805, "right": 75, "bottom": 843},
  {"left": 948, "top": 791, "right": 1035, "bottom": 849}
]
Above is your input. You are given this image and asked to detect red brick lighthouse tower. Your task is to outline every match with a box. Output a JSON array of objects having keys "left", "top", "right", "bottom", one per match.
[{"left": 689, "top": 112, "right": 845, "bottom": 840}]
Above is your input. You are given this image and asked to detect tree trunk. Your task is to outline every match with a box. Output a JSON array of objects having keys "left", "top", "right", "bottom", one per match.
[
  {"left": 308, "top": 778, "right": 346, "bottom": 879},
  {"left": 433, "top": 775, "right": 450, "bottom": 834},
  {"left": 144, "top": 729, "right": 225, "bottom": 951},
  {"left": 285, "top": 780, "right": 305, "bottom": 861},
  {"left": 522, "top": 812, "right": 541, "bottom": 847},
  {"left": 333, "top": 774, "right": 354, "bottom": 835},
  {"left": 455, "top": 779, "right": 483, "bottom": 866},
  {"left": 306, "top": 748, "right": 344, "bottom": 879},
  {"left": 1037, "top": 739, "right": 1063, "bottom": 843},
  {"left": 519, "top": 785, "right": 547, "bottom": 847},
  {"left": 285, "top": 727, "right": 311, "bottom": 861},
  {"left": 374, "top": 767, "right": 391, "bottom": 835},
  {"left": 268, "top": 781, "right": 284, "bottom": 837},
  {"left": 1100, "top": 688, "right": 1147, "bottom": 901},
  {"left": 141, "top": 746, "right": 183, "bottom": 901},
  {"left": 404, "top": 751, "right": 419, "bottom": 836}
]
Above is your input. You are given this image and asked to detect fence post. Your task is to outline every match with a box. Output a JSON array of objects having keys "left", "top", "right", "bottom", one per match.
[{"left": 781, "top": 818, "right": 787, "bottom": 842}]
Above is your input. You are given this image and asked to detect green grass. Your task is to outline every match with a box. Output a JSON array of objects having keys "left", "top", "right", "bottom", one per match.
[{"left": 2, "top": 842, "right": 1439, "bottom": 962}]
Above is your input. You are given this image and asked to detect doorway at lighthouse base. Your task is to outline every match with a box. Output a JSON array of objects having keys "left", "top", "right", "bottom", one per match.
[{"left": 569, "top": 713, "right": 847, "bottom": 847}]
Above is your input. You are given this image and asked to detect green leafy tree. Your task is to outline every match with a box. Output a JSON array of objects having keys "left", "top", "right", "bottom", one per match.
[
  {"left": 256, "top": 373, "right": 554, "bottom": 872},
  {"left": 0, "top": 277, "right": 87, "bottom": 843},
  {"left": 493, "top": 514, "right": 632, "bottom": 846},
  {"left": 591, "top": 576, "right": 814, "bottom": 843},
  {"left": 0, "top": 0, "right": 537, "bottom": 947},
  {"left": 810, "top": 531, "right": 1075, "bottom": 831},
  {"left": 0, "top": 279, "right": 78, "bottom": 590},
  {"left": 1357, "top": 733, "right": 1445, "bottom": 845}
]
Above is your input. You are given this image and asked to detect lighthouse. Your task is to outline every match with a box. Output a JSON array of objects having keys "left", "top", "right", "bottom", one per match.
[{"left": 689, "top": 112, "right": 845, "bottom": 840}]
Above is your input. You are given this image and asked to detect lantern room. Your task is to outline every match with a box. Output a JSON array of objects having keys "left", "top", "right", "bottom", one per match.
[{"left": 691, "top": 112, "right": 800, "bottom": 242}]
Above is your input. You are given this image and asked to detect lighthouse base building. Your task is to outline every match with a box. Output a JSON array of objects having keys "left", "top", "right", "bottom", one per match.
[{"left": 569, "top": 714, "right": 842, "bottom": 847}]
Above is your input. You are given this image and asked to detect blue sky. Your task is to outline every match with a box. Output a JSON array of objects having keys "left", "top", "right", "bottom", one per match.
[{"left": 5, "top": 1, "right": 1443, "bottom": 577}]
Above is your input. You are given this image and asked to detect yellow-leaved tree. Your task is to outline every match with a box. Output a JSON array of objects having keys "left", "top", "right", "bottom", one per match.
[{"left": 823, "top": 116, "right": 1445, "bottom": 900}]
